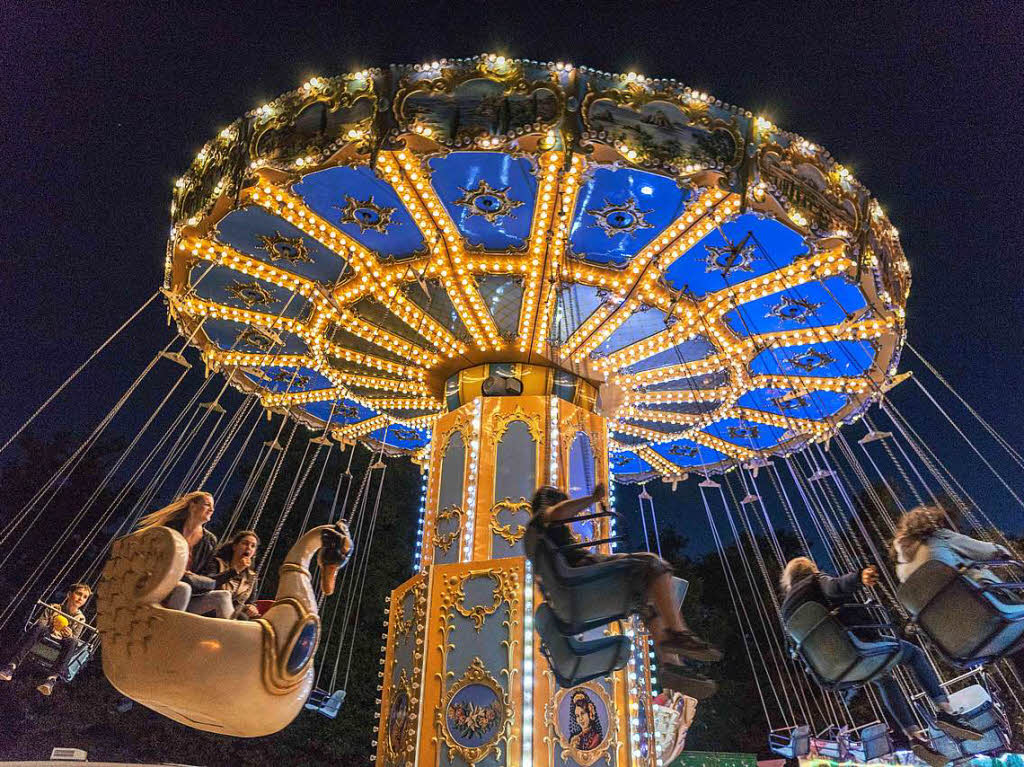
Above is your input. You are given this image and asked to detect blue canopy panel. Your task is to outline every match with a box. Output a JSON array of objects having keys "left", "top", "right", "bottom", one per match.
[
  {"left": 609, "top": 451, "right": 653, "bottom": 475},
  {"left": 749, "top": 339, "right": 876, "bottom": 378},
  {"left": 610, "top": 433, "right": 651, "bottom": 448},
  {"left": 737, "top": 387, "right": 851, "bottom": 421},
  {"left": 202, "top": 317, "right": 308, "bottom": 356},
  {"left": 702, "top": 418, "right": 789, "bottom": 451},
  {"left": 569, "top": 167, "right": 691, "bottom": 266},
  {"left": 427, "top": 152, "right": 536, "bottom": 251},
  {"left": 302, "top": 398, "right": 375, "bottom": 426},
  {"left": 651, "top": 438, "right": 729, "bottom": 468},
  {"left": 368, "top": 423, "right": 431, "bottom": 451},
  {"left": 662, "top": 213, "right": 808, "bottom": 299},
  {"left": 243, "top": 365, "right": 333, "bottom": 394},
  {"left": 594, "top": 306, "right": 669, "bottom": 356},
  {"left": 632, "top": 400, "right": 720, "bottom": 416},
  {"left": 477, "top": 276, "right": 523, "bottom": 338},
  {"left": 722, "top": 274, "right": 867, "bottom": 337},
  {"left": 212, "top": 205, "right": 348, "bottom": 283},
  {"left": 188, "top": 263, "right": 311, "bottom": 321},
  {"left": 552, "top": 284, "right": 607, "bottom": 344},
  {"left": 642, "top": 369, "right": 730, "bottom": 392},
  {"left": 618, "top": 335, "right": 718, "bottom": 375},
  {"left": 291, "top": 165, "right": 425, "bottom": 260}
]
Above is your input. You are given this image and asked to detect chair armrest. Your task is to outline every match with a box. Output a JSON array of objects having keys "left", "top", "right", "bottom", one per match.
[
  {"left": 548, "top": 509, "right": 623, "bottom": 526},
  {"left": 558, "top": 536, "right": 626, "bottom": 551}
]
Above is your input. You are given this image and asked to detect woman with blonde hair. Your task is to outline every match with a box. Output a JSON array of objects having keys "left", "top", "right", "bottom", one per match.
[
  {"left": 892, "top": 505, "right": 1012, "bottom": 585},
  {"left": 779, "top": 556, "right": 982, "bottom": 764},
  {"left": 137, "top": 491, "right": 233, "bottom": 619}
]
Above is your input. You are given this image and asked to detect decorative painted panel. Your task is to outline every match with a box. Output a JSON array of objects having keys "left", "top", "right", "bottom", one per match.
[
  {"left": 435, "top": 431, "right": 466, "bottom": 565},
  {"left": 491, "top": 420, "right": 537, "bottom": 559}
]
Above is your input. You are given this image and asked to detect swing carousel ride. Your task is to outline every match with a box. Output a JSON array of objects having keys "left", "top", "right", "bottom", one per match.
[{"left": 3, "top": 54, "right": 1024, "bottom": 767}]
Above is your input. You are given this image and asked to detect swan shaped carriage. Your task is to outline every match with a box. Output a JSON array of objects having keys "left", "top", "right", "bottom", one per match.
[{"left": 96, "top": 521, "right": 351, "bottom": 737}]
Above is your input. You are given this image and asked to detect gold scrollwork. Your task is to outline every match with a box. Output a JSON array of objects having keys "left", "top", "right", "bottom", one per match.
[
  {"left": 545, "top": 679, "right": 620, "bottom": 767},
  {"left": 433, "top": 505, "right": 463, "bottom": 554},
  {"left": 436, "top": 657, "right": 510, "bottom": 766},
  {"left": 453, "top": 572, "right": 503, "bottom": 631},
  {"left": 393, "top": 591, "right": 414, "bottom": 640},
  {"left": 383, "top": 667, "right": 415, "bottom": 765},
  {"left": 490, "top": 405, "right": 542, "bottom": 444},
  {"left": 489, "top": 497, "right": 532, "bottom": 547}
]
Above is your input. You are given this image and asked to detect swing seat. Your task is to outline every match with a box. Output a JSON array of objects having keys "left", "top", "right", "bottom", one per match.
[
  {"left": 534, "top": 602, "right": 631, "bottom": 688},
  {"left": 784, "top": 601, "right": 902, "bottom": 690},
  {"left": 916, "top": 684, "right": 1009, "bottom": 761},
  {"left": 304, "top": 688, "right": 346, "bottom": 718},
  {"left": 897, "top": 559, "right": 1024, "bottom": 668},
  {"left": 846, "top": 722, "right": 894, "bottom": 762},
  {"left": 525, "top": 525, "right": 635, "bottom": 635},
  {"left": 769, "top": 724, "right": 811, "bottom": 758},
  {"left": 28, "top": 633, "right": 96, "bottom": 683},
  {"left": 24, "top": 602, "right": 100, "bottom": 683}
]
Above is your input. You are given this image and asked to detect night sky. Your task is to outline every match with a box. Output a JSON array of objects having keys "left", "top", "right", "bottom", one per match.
[{"left": 3, "top": 1, "right": 1024, "bottom": 546}]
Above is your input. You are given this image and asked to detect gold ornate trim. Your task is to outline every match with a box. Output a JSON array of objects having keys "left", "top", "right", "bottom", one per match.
[
  {"left": 433, "top": 504, "right": 463, "bottom": 554},
  {"left": 256, "top": 597, "right": 321, "bottom": 696},
  {"left": 436, "top": 657, "right": 509, "bottom": 766},
  {"left": 278, "top": 563, "right": 312, "bottom": 578},
  {"left": 490, "top": 406, "right": 542, "bottom": 444},
  {"left": 384, "top": 667, "right": 416, "bottom": 764},
  {"left": 545, "top": 679, "right": 619, "bottom": 767},
  {"left": 452, "top": 572, "right": 503, "bottom": 632},
  {"left": 489, "top": 497, "right": 531, "bottom": 547}
]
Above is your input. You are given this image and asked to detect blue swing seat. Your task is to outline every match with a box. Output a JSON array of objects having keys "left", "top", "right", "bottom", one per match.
[
  {"left": 897, "top": 558, "right": 1024, "bottom": 668},
  {"left": 534, "top": 602, "right": 631, "bottom": 688},
  {"left": 916, "top": 684, "right": 1009, "bottom": 763},
  {"left": 24, "top": 601, "right": 99, "bottom": 683},
  {"left": 847, "top": 722, "right": 894, "bottom": 762},
  {"left": 524, "top": 520, "right": 633, "bottom": 635},
  {"left": 304, "top": 688, "right": 345, "bottom": 718},
  {"left": 769, "top": 724, "right": 811, "bottom": 758},
  {"left": 784, "top": 601, "right": 903, "bottom": 690}
]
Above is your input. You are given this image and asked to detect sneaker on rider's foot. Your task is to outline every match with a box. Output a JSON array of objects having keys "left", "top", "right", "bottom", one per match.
[
  {"left": 934, "top": 710, "right": 984, "bottom": 741},
  {"left": 661, "top": 664, "right": 718, "bottom": 700},
  {"left": 36, "top": 676, "right": 57, "bottom": 696},
  {"left": 660, "top": 629, "right": 723, "bottom": 662},
  {"left": 910, "top": 738, "right": 948, "bottom": 767},
  {"left": 0, "top": 663, "right": 15, "bottom": 682}
]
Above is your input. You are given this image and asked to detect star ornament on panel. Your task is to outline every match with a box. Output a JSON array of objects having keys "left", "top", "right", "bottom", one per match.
[
  {"left": 226, "top": 279, "right": 277, "bottom": 309},
  {"left": 727, "top": 424, "right": 760, "bottom": 440},
  {"left": 334, "top": 194, "right": 398, "bottom": 234},
  {"left": 784, "top": 347, "right": 837, "bottom": 373},
  {"left": 703, "top": 239, "right": 762, "bottom": 278},
  {"left": 766, "top": 295, "right": 824, "bottom": 324},
  {"left": 256, "top": 231, "right": 312, "bottom": 264},
  {"left": 586, "top": 196, "right": 654, "bottom": 237},
  {"left": 453, "top": 179, "right": 524, "bottom": 223}
]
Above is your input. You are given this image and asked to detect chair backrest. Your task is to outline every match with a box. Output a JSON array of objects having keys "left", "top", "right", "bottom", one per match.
[
  {"left": 534, "top": 603, "right": 630, "bottom": 688},
  {"left": 898, "top": 559, "right": 1020, "bottom": 664},
  {"left": 525, "top": 526, "right": 634, "bottom": 634},
  {"left": 785, "top": 602, "right": 897, "bottom": 687}
]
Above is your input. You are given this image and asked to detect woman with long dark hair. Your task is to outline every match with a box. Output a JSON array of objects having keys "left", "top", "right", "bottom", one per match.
[{"left": 529, "top": 482, "right": 722, "bottom": 664}]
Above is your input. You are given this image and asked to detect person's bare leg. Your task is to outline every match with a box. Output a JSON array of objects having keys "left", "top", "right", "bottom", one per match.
[{"left": 648, "top": 573, "right": 685, "bottom": 634}]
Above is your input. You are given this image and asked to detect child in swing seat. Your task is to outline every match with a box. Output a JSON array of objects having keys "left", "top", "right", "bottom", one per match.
[{"left": 0, "top": 583, "right": 92, "bottom": 696}]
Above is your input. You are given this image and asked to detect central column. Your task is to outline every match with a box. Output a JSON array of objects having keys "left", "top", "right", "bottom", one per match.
[{"left": 375, "top": 364, "right": 656, "bottom": 767}]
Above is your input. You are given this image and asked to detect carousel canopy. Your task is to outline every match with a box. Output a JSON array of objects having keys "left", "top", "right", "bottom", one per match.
[{"left": 164, "top": 54, "right": 909, "bottom": 475}]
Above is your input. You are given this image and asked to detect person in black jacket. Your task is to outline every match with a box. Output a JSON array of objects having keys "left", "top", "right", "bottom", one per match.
[
  {"left": 135, "top": 491, "right": 233, "bottom": 618},
  {"left": 780, "top": 557, "right": 982, "bottom": 765}
]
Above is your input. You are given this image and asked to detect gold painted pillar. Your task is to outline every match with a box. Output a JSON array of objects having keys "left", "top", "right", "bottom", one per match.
[{"left": 375, "top": 384, "right": 656, "bottom": 767}]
